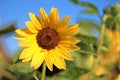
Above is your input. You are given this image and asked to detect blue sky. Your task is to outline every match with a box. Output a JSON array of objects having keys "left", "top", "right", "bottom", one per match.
[{"left": 0, "top": 0, "right": 120, "bottom": 55}]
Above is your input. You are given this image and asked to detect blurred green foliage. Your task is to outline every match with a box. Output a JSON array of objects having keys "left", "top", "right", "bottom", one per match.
[
  {"left": 0, "top": 23, "right": 16, "bottom": 35},
  {"left": 104, "top": 4, "right": 120, "bottom": 31},
  {"left": 70, "top": 0, "right": 98, "bottom": 15}
]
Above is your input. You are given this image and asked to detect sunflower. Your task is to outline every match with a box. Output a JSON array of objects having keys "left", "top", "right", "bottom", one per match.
[
  {"left": 99, "top": 29, "right": 120, "bottom": 64},
  {"left": 14, "top": 8, "right": 80, "bottom": 71},
  {"left": 116, "top": 74, "right": 120, "bottom": 80}
]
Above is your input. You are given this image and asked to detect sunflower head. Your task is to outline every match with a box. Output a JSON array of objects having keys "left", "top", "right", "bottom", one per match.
[
  {"left": 99, "top": 29, "right": 120, "bottom": 64},
  {"left": 14, "top": 8, "right": 80, "bottom": 71},
  {"left": 36, "top": 27, "right": 59, "bottom": 50}
]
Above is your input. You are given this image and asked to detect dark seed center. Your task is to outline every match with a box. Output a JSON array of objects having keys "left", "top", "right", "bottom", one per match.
[
  {"left": 36, "top": 27, "right": 59, "bottom": 50},
  {"left": 45, "top": 35, "right": 51, "bottom": 42}
]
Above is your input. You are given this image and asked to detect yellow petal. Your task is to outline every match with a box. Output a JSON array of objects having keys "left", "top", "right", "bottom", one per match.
[
  {"left": 34, "top": 64, "right": 42, "bottom": 70},
  {"left": 14, "top": 34, "right": 25, "bottom": 40},
  {"left": 19, "top": 47, "right": 34, "bottom": 59},
  {"left": 57, "top": 16, "right": 70, "bottom": 28},
  {"left": 28, "top": 12, "right": 42, "bottom": 30},
  {"left": 31, "top": 49, "right": 45, "bottom": 69},
  {"left": 55, "top": 46, "right": 73, "bottom": 61},
  {"left": 60, "top": 59, "right": 66, "bottom": 69},
  {"left": 14, "top": 29, "right": 35, "bottom": 40},
  {"left": 45, "top": 51, "right": 53, "bottom": 71},
  {"left": 18, "top": 36, "right": 37, "bottom": 47},
  {"left": 22, "top": 57, "right": 31, "bottom": 62},
  {"left": 59, "top": 38, "right": 80, "bottom": 45},
  {"left": 40, "top": 8, "right": 48, "bottom": 21},
  {"left": 49, "top": 8, "right": 59, "bottom": 27},
  {"left": 25, "top": 21, "right": 38, "bottom": 33},
  {"left": 51, "top": 50, "right": 66, "bottom": 69},
  {"left": 58, "top": 44, "right": 71, "bottom": 52},
  {"left": 60, "top": 24, "right": 80, "bottom": 36},
  {"left": 15, "top": 28, "right": 32, "bottom": 37},
  {"left": 67, "top": 24, "right": 80, "bottom": 35},
  {"left": 59, "top": 43, "right": 80, "bottom": 51},
  {"left": 55, "top": 25, "right": 67, "bottom": 35}
]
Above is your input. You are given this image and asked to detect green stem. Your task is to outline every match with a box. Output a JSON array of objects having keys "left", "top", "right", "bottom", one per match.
[
  {"left": 33, "top": 71, "right": 39, "bottom": 80},
  {"left": 41, "top": 62, "right": 46, "bottom": 80},
  {"left": 97, "top": 15, "right": 107, "bottom": 54}
]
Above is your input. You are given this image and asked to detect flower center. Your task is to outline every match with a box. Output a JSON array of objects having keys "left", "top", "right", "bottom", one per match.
[{"left": 36, "top": 27, "right": 59, "bottom": 50}]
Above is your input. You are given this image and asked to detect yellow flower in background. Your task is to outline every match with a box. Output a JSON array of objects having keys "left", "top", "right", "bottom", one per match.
[
  {"left": 99, "top": 29, "right": 120, "bottom": 64},
  {"left": 116, "top": 74, "right": 120, "bottom": 80},
  {"left": 94, "top": 66, "right": 107, "bottom": 76},
  {"left": 0, "top": 51, "right": 7, "bottom": 61},
  {"left": 14, "top": 8, "right": 80, "bottom": 71}
]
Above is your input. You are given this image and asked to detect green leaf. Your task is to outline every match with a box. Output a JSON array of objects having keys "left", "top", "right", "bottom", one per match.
[
  {"left": 77, "top": 54, "right": 94, "bottom": 70},
  {"left": 76, "top": 34, "right": 98, "bottom": 57},
  {"left": 76, "top": 34, "right": 98, "bottom": 46},
  {"left": 70, "top": 0, "right": 79, "bottom": 4},
  {"left": 12, "top": 49, "right": 22, "bottom": 63},
  {"left": 0, "top": 23, "right": 16, "bottom": 35},
  {"left": 9, "top": 62, "right": 34, "bottom": 74},
  {"left": 78, "top": 20, "right": 100, "bottom": 36},
  {"left": 60, "top": 66, "right": 88, "bottom": 80},
  {"left": 81, "top": 9, "right": 98, "bottom": 15},
  {"left": 70, "top": 0, "right": 98, "bottom": 15},
  {"left": 10, "top": 49, "right": 34, "bottom": 74},
  {"left": 78, "top": 2, "right": 97, "bottom": 11},
  {"left": 78, "top": 50, "right": 97, "bottom": 56},
  {"left": 101, "top": 33, "right": 112, "bottom": 53},
  {"left": 79, "top": 2, "right": 98, "bottom": 15}
]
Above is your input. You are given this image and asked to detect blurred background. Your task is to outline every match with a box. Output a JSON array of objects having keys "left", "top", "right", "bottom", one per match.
[{"left": 0, "top": 0, "right": 120, "bottom": 80}]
